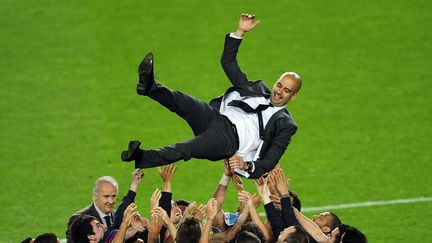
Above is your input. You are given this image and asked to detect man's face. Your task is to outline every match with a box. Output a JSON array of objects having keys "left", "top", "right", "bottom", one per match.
[
  {"left": 170, "top": 202, "right": 183, "bottom": 224},
  {"left": 270, "top": 75, "right": 299, "bottom": 107},
  {"left": 93, "top": 181, "right": 117, "bottom": 214},
  {"left": 89, "top": 219, "right": 107, "bottom": 242},
  {"left": 312, "top": 212, "right": 333, "bottom": 233}
]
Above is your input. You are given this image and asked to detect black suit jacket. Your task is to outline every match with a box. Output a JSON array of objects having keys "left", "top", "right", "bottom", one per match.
[
  {"left": 210, "top": 34, "right": 297, "bottom": 179},
  {"left": 65, "top": 202, "right": 115, "bottom": 243}
]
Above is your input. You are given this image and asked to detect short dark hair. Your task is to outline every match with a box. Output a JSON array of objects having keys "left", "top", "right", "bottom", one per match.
[
  {"left": 70, "top": 215, "right": 97, "bottom": 243},
  {"left": 235, "top": 231, "right": 261, "bottom": 243},
  {"left": 34, "top": 233, "right": 58, "bottom": 243},
  {"left": 325, "top": 212, "right": 342, "bottom": 231},
  {"left": 236, "top": 222, "right": 265, "bottom": 243},
  {"left": 20, "top": 237, "right": 33, "bottom": 243},
  {"left": 176, "top": 217, "right": 201, "bottom": 243},
  {"left": 174, "top": 199, "right": 190, "bottom": 207},
  {"left": 334, "top": 224, "right": 367, "bottom": 243},
  {"left": 282, "top": 225, "right": 308, "bottom": 243},
  {"left": 289, "top": 190, "right": 301, "bottom": 211}
]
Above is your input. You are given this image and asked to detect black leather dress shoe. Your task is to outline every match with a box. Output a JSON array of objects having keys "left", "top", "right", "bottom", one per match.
[
  {"left": 121, "top": 140, "right": 141, "bottom": 162},
  {"left": 137, "top": 52, "right": 154, "bottom": 95}
]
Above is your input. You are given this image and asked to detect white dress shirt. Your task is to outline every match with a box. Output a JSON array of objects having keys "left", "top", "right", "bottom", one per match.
[
  {"left": 220, "top": 91, "right": 284, "bottom": 176},
  {"left": 94, "top": 203, "right": 113, "bottom": 226}
]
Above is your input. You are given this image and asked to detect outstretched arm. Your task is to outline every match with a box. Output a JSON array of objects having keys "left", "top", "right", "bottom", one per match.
[
  {"left": 212, "top": 160, "right": 232, "bottom": 230},
  {"left": 293, "top": 208, "right": 330, "bottom": 243},
  {"left": 113, "top": 169, "right": 144, "bottom": 228},
  {"left": 221, "top": 14, "right": 261, "bottom": 88}
]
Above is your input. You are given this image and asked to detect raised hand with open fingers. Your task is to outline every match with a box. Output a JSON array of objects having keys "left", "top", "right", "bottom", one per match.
[
  {"left": 236, "top": 13, "right": 261, "bottom": 37},
  {"left": 150, "top": 188, "right": 162, "bottom": 209}
]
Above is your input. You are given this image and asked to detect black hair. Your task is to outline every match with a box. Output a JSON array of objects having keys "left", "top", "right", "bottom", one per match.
[
  {"left": 20, "top": 237, "right": 33, "bottom": 243},
  {"left": 174, "top": 199, "right": 190, "bottom": 207},
  {"left": 325, "top": 212, "right": 342, "bottom": 232},
  {"left": 334, "top": 224, "right": 367, "bottom": 243},
  {"left": 176, "top": 217, "right": 201, "bottom": 243},
  {"left": 34, "top": 233, "right": 58, "bottom": 243},
  {"left": 70, "top": 215, "right": 97, "bottom": 243},
  {"left": 282, "top": 225, "right": 309, "bottom": 243},
  {"left": 236, "top": 222, "right": 265, "bottom": 243},
  {"left": 235, "top": 231, "right": 261, "bottom": 243}
]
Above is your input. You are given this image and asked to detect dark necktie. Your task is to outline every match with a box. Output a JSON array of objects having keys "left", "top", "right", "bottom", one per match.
[
  {"left": 228, "top": 100, "right": 273, "bottom": 139},
  {"left": 104, "top": 215, "right": 112, "bottom": 228},
  {"left": 228, "top": 100, "right": 273, "bottom": 113}
]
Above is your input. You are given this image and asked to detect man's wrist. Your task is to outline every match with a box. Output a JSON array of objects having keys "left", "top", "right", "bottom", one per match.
[
  {"left": 163, "top": 183, "right": 171, "bottom": 192},
  {"left": 235, "top": 29, "right": 246, "bottom": 38},
  {"left": 219, "top": 174, "right": 231, "bottom": 186}
]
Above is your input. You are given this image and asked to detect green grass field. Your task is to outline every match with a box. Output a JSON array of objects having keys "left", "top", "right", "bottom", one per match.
[{"left": 1, "top": 0, "right": 431, "bottom": 242}]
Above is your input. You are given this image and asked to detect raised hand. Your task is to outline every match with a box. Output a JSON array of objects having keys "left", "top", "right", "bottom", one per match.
[
  {"left": 228, "top": 155, "right": 247, "bottom": 171},
  {"left": 268, "top": 170, "right": 281, "bottom": 197},
  {"left": 236, "top": 13, "right": 261, "bottom": 37},
  {"left": 232, "top": 174, "right": 244, "bottom": 191},
  {"left": 147, "top": 211, "right": 163, "bottom": 240},
  {"left": 254, "top": 177, "right": 271, "bottom": 204},
  {"left": 150, "top": 188, "right": 162, "bottom": 209},
  {"left": 205, "top": 198, "right": 218, "bottom": 220},
  {"left": 224, "top": 159, "right": 233, "bottom": 177},
  {"left": 152, "top": 206, "right": 171, "bottom": 226},
  {"left": 130, "top": 169, "right": 145, "bottom": 192},
  {"left": 157, "top": 164, "right": 177, "bottom": 192},
  {"left": 238, "top": 190, "right": 254, "bottom": 208},
  {"left": 251, "top": 193, "right": 262, "bottom": 209},
  {"left": 274, "top": 169, "right": 289, "bottom": 195}
]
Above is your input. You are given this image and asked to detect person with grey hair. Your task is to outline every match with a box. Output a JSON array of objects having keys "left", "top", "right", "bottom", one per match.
[
  {"left": 122, "top": 13, "right": 302, "bottom": 179},
  {"left": 65, "top": 176, "right": 118, "bottom": 243}
]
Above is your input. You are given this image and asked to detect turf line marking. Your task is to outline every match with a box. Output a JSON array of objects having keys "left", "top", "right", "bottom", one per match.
[{"left": 259, "top": 197, "right": 432, "bottom": 216}]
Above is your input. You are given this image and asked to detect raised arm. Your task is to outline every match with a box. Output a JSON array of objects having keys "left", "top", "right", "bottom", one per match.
[
  {"left": 212, "top": 160, "right": 232, "bottom": 230},
  {"left": 293, "top": 208, "right": 330, "bottom": 243},
  {"left": 274, "top": 169, "right": 299, "bottom": 227},
  {"left": 239, "top": 190, "right": 271, "bottom": 243},
  {"left": 200, "top": 198, "right": 218, "bottom": 243},
  {"left": 221, "top": 14, "right": 260, "bottom": 88},
  {"left": 113, "top": 169, "right": 144, "bottom": 228}
]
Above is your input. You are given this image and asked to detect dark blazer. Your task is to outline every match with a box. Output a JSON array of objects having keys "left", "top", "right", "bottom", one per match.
[
  {"left": 210, "top": 34, "right": 297, "bottom": 179},
  {"left": 65, "top": 203, "right": 115, "bottom": 243}
]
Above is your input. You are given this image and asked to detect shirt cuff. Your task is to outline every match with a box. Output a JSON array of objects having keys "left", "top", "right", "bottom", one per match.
[
  {"left": 234, "top": 168, "right": 250, "bottom": 178},
  {"left": 229, "top": 32, "right": 243, "bottom": 39}
]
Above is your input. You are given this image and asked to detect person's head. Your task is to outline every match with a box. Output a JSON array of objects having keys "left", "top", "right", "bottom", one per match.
[
  {"left": 330, "top": 224, "right": 367, "bottom": 243},
  {"left": 312, "top": 212, "right": 341, "bottom": 235},
  {"left": 93, "top": 176, "right": 118, "bottom": 214},
  {"left": 20, "top": 237, "right": 33, "bottom": 243},
  {"left": 171, "top": 201, "right": 183, "bottom": 224},
  {"left": 270, "top": 72, "right": 302, "bottom": 107},
  {"left": 289, "top": 190, "right": 301, "bottom": 211},
  {"left": 235, "top": 231, "right": 261, "bottom": 243},
  {"left": 277, "top": 225, "right": 308, "bottom": 243},
  {"left": 34, "top": 233, "right": 59, "bottom": 243},
  {"left": 176, "top": 216, "right": 201, "bottom": 243},
  {"left": 70, "top": 215, "right": 107, "bottom": 243},
  {"left": 236, "top": 222, "right": 265, "bottom": 243},
  {"left": 174, "top": 199, "right": 190, "bottom": 214}
]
